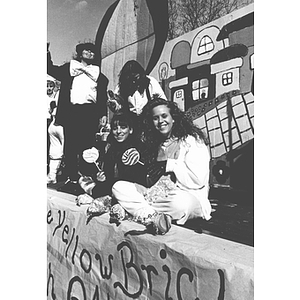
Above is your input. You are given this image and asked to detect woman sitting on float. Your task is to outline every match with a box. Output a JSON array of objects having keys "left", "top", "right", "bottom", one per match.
[{"left": 112, "top": 96, "right": 212, "bottom": 235}]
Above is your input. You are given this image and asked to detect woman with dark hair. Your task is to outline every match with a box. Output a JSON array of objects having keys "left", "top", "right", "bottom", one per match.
[
  {"left": 112, "top": 97, "right": 212, "bottom": 235},
  {"left": 78, "top": 112, "right": 147, "bottom": 200},
  {"left": 140, "top": 95, "right": 209, "bottom": 163},
  {"left": 111, "top": 60, "right": 166, "bottom": 130}
]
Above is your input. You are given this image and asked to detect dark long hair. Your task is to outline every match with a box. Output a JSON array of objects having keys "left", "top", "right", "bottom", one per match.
[
  {"left": 104, "top": 112, "right": 146, "bottom": 168},
  {"left": 140, "top": 96, "right": 208, "bottom": 162},
  {"left": 118, "top": 60, "right": 150, "bottom": 103}
]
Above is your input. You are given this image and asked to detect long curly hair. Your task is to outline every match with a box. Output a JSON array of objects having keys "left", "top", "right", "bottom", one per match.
[
  {"left": 140, "top": 96, "right": 208, "bottom": 162},
  {"left": 118, "top": 60, "right": 150, "bottom": 105}
]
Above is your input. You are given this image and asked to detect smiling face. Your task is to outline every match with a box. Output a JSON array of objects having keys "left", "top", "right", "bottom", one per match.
[
  {"left": 112, "top": 121, "right": 133, "bottom": 143},
  {"left": 152, "top": 105, "right": 174, "bottom": 139},
  {"left": 47, "top": 81, "right": 55, "bottom": 95}
]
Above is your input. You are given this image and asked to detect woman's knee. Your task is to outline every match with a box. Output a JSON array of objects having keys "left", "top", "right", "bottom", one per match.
[
  {"left": 169, "top": 193, "right": 198, "bottom": 215},
  {"left": 112, "top": 181, "right": 127, "bottom": 195},
  {"left": 112, "top": 181, "right": 136, "bottom": 198}
]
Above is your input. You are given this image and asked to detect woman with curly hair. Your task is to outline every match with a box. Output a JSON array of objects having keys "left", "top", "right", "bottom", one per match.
[{"left": 111, "top": 97, "right": 212, "bottom": 235}]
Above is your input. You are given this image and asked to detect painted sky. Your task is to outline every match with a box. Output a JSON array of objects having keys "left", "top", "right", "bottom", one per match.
[{"left": 47, "top": 0, "right": 116, "bottom": 65}]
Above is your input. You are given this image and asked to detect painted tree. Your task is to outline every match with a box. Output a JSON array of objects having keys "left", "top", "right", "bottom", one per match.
[{"left": 167, "top": 0, "right": 253, "bottom": 40}]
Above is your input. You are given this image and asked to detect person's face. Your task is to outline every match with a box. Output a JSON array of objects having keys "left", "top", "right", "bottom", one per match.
[
  {"left": 152, "top": 105, "right": 174, "bottom": 138},
  {"left": 127, "top": 73, "right": 141, "bottom": 96},
  {"left": 47, "top": 81, "right": 55, "bottom": 95},
  {"left": 81, "top": 49, "right": 95, "bottom": 63},
  {"left": 112, "top": 122, "right": 133, "bottom": 143}
]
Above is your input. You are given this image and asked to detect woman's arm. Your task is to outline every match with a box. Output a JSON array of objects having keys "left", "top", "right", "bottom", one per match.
[
  {"left": 148, "top": 76, "right": 167, "bottom": 100},
  {"left": 166, "top": 136, "right": 210, "bottom": 189},
  {"left": 47, "top": 51, "right": 68, "bottom": 81}
]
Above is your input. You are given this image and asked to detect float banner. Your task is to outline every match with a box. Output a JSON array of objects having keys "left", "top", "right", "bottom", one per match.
[{"left": 47, "top": 189, "right": 254, "bottom": 300}]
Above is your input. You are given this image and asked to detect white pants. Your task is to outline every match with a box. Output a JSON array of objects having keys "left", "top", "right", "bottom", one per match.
[
  {"left": 48, "top": 120, "right": 64, "bottom": 160},
  {"left": 112, "top": 181, "right": 206, "bottom": 224}
]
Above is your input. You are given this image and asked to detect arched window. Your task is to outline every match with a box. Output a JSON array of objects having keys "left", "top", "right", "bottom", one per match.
[{"left": 197, "top": 35, "right": 214, "bottom": 55}]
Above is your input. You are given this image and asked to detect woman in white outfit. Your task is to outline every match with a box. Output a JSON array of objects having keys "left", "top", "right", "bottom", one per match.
[
  {"left": 47, "top": 79, "right": 64, "bottom": 184},
  {"left": 47, "top": 109, "right": 64, "bottom": 184},
  {"left": 112, "top": 97, "right": 212, "bottom": 234},
  {"left": 115, "top": 60, "right": 167, "bottom": 116},
  {"left": 109, "top": 60, "right": 167, "bottom": 138}
]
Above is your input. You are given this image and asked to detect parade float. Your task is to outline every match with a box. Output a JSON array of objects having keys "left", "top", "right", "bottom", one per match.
[{"left": 47, "top": 1, "right": 254, "bottom": 299}]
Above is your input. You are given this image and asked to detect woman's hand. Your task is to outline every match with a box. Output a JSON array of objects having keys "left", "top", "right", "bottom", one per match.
[
  {"left": 96, "top": 170, "right": 106, "bottom": 182},
  {"left": 99, "top": 115, "right": 107, "bottom": 127}
]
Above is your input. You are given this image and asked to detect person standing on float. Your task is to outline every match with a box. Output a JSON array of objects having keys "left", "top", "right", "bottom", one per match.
[
  {"left": 112, "top": 60, "right": 167, "bottom": 134},
  {"left": 47, "top": 42, "right": 108, "bottom": 191}
]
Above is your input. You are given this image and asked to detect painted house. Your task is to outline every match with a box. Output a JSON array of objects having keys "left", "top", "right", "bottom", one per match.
[
  {"left": 101, "top": 2, "right": 254, "bottom": 192},
  {"left": 151, "top": 4, "right": 254, "bottom": 191}
]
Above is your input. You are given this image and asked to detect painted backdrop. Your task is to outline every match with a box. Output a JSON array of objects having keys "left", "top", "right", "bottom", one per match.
[{"left": 99, "top": 1, "right": 254, "bottom": 192}]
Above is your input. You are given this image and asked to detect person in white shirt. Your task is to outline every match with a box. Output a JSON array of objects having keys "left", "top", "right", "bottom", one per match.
[
  {"left": 113, "top": 60, "right": 167, "bottom": 133},
  {"left": 47, "top": 77, "right": 64, "bottom": 184},
  {"left": 111, "top": 97, "right": 212, "bottom": 235},
  {"left": 47, "top": 42, "right": 108, "bottom": 192}
]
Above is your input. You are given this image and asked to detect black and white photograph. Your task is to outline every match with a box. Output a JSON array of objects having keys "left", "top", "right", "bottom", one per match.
[
  {"left": 46, "top": 1, "right": 255, "bottom": 299},
  {"left": 5, "top": 0, "right": 300, "bottom": 299}
]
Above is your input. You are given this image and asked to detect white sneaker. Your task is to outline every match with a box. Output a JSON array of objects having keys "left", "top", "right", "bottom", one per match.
[{"left": 47, "top": 175, "right": 57, "bottom": 184}]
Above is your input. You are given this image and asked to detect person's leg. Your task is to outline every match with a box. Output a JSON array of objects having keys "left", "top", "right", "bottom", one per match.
[
  {"left": 112, "top": 181, "right": 172, "bottom": 235},
  {"left": 77, "top": 104, "right": 99, "bottom": 176},
  {"left": 112, "top": 181, "right": 156, "bottom": 218},
  {"left": 47, "top": 121, "right": 65, "bottom": 183},
  {"left": 63, "top": 124, "right": 80, "bottom": 181},
  {"left": 48, "top": 122, "right": 64, "bottom": 159},
  {"left": 151, "top": 189, "right": 202, "bottom": 224},
  {"left": 64, "top": 104, "right": 94, "bottom": 182},
  {"left": 47, "top": 118, "right": 52, "bottom": 172}
]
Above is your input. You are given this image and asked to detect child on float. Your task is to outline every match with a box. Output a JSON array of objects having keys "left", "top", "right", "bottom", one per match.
[{"left": 111, "top": 96, "right": 212, "bottom": 235}]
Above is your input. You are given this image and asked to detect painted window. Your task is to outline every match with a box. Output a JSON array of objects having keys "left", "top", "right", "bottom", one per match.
[
  {"left": 173, "top": 89, "right": 185, "bottom": 111},
  {"left": 175, "top": 89, "right": 183, "bottom": 99},
  {"left": 222, "top": 72, "right": 233, "bottom": 86},
  {"left": 192, "top": 78, "right": 209, "bottom": 101},
  {"left": 198, "top": 35, "right": 214, "bottom": 55}
]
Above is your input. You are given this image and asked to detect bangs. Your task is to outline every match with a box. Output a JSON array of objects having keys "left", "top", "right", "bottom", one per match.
[
  {"left": 112, "top": 120, "right": 129, "bottom": 128},
  {"left": 111, "top": 114, "right": 132, "bottom": 129}
]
